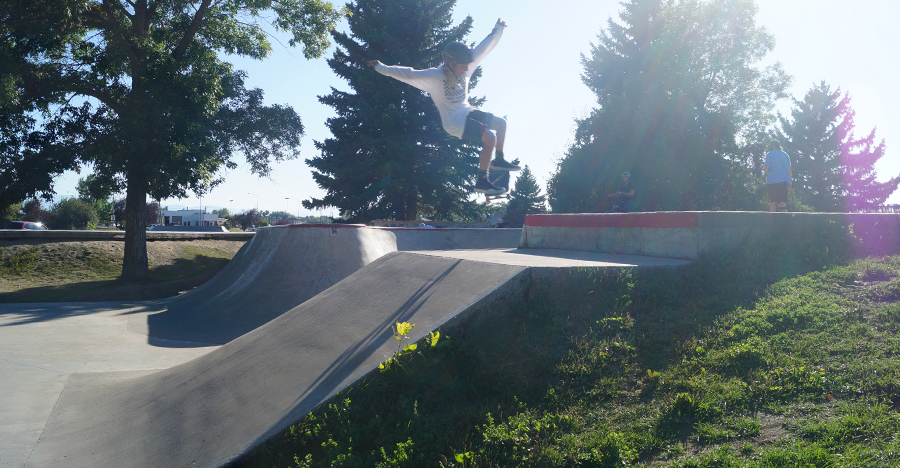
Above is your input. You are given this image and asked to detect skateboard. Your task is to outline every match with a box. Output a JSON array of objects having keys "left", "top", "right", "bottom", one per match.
[
  {"left": 484, "top": 169, "right": 510, "bottom": 203},
  {"left": 484, "top": 158, "right": 518, "bottom": 203}
]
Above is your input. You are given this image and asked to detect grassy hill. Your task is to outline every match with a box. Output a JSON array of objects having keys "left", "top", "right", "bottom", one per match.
[
  {"left": 0, "top": 239, "right": 247, "bottom": 302},
  {"left": 241, "top": 233, "right": 900, "bottom": 467}
]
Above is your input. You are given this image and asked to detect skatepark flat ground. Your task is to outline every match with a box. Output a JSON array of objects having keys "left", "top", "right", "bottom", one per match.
[
  {"left": 410, "top": 248, "right": 690, "bottom": 268},
  {"left": 0, "top": 225, "right": 688, "bottom": 468},
  {"left": 0, "top": 303, "right": 217, "bottom": 468}
]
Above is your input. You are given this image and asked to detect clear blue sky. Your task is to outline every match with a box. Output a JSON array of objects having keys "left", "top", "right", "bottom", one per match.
[{"left": 52, "top": 0, "right": 899, "bottom": 216}]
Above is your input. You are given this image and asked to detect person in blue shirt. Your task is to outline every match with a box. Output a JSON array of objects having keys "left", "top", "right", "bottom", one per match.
[{"left": 763, "top": 141, "right": 792, "bottom": 212}]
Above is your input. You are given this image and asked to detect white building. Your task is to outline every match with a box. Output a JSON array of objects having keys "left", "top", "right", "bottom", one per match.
[{"left": 160, "top": 209, "right": 220, "bottom": 227}]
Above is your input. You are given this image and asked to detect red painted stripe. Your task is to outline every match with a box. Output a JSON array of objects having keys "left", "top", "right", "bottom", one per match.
[
  {"left": 285, "top": 223, "right": 367, "bottom": 228},
  {"left": 524, "top": 213, "right": 699, "bottom": 229}
]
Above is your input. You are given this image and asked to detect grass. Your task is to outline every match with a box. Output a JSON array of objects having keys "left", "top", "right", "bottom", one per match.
[
  {"left": 0, "top": 242, "right": 241, "bottom": 302},
  {"left": 238, "top": 225, "right": 900, "bottom": 467}
]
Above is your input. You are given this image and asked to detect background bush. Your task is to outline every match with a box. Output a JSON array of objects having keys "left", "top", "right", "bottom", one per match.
[{"left": 49, "top": 198, "right": 99, "bottom": 230}]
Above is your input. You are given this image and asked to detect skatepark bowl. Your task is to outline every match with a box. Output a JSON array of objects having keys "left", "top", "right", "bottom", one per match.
[{"left": 5, "top": 212, "right": 897, "bottom": 467}]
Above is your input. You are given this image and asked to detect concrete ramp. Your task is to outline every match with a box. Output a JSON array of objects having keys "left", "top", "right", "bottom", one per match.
[
  {"left": 129, "top": 225, "right": 521, "bottom": 345},
  {"left": 26, "top": 252, "right": 529, "bottom": 468},
  {"left": 131, "top": 225, "right": 398, "bottom": 344}
]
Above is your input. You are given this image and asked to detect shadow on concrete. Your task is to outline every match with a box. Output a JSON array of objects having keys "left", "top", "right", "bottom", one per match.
[
  {"left": 0, "top": 301, "right": 161, "bottom": 327},
  {"left": 270, "top": 261, "right": 459, "bottom": 431}
]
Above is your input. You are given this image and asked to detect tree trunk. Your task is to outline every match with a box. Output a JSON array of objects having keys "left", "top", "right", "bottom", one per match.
[
  {"left": 121, "top": 171, "right": 149, "bottom": 280},
  {"left": 405, "top": 191, "right": 417, "bottom": 221}
]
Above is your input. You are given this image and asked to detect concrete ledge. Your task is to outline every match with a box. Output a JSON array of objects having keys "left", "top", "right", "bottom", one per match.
[
  {"left": 521, "top": 212, "right": 900, "bottom": 260},
  {"left": 0, "top": 230, "right": 255, "bottom": 241},
  {"left": 373, "top": 227, "right": 521, "bottom": 250}
]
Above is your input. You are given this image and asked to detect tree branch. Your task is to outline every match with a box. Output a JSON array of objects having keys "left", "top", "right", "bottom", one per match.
[
  {"left": 110, "top": 0, "right": 134, "bottom": 21},
  {"left": 87, "top": 0, "right": 141, "bottom": 67},
  {"left": 173, "top": 0, "right": 212, "bottom": 61}
]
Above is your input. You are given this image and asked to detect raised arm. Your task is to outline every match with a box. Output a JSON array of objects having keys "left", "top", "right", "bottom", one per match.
[
  {"left": 367, "top": 60, "right": 437, "bottom": 93},
  {"left": 470, "top": 19, "right": 507, "bottom": 68}
]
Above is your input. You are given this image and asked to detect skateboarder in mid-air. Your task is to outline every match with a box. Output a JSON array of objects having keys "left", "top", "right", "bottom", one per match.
[{"left": 367, "top": 18, "right": 519, "bottom": 196}]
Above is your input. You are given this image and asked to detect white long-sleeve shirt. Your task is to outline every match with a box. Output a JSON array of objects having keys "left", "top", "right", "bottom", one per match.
[{"left": 374, "top": 23, "right": 505, "bottom": 138}]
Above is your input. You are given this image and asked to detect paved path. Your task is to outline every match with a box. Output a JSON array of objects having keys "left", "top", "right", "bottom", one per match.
[{"left": 0, "top": 303, "right": 216, "bottom": 468}]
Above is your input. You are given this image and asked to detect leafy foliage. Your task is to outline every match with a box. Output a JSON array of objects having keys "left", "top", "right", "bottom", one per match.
[
  {"left": 548, "top": 0, "right": 790, "bottom": 213},
  {"left": 777, "top": 81, "right": 899, "bottom": 212},
  {"left": 49, "top": 197, "right": 98, "bottom": 230},
  {"left": 0, "top": 0, "right": 345, "bottom": 278},
  {"left": 233, "top": 209, "right": 262, "bottom": 230},
  {"left": 304, "top": 0, "right": 486, "bottom": 222}
]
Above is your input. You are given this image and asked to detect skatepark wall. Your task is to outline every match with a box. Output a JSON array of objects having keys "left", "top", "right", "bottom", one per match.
[
  {"left": 521, "top": 212, "right": 900, "bottom": 260},
  {"left": 378, "top": 226, "right": 522, "bottom": 250}
]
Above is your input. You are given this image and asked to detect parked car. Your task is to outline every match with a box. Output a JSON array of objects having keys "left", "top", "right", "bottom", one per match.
[{"left": 4, "top": 221, "right": 48, "bottom": 230}]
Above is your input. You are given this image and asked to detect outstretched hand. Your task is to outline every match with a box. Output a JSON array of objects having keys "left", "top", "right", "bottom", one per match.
[
  {"left": 496, "top": 18, "right": 507, "bottom": 27},
  {"left": 366, "top": 60, "right": 381, "bottom": 67}
]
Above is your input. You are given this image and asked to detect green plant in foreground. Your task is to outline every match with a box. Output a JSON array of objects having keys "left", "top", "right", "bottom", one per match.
[{"left": 378, "top": 322, "right": 441, "bottom": 371}]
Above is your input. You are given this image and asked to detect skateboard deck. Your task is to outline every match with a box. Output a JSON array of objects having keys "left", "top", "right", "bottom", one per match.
[
  {"left": 484, "top": 158, "right": 519, "bottom": 202},
  {"left": 485, "top": 169, "right": 510, "bottom": 202}
]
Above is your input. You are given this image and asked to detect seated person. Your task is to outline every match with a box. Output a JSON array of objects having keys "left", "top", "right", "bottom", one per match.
[{"left": 606, "top": 172, "right": 636, "bottom": 213}]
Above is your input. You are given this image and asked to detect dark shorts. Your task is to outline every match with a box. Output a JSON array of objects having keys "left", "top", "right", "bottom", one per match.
[
  {"left": 767, "top": 182, "right": 788, "bottom": 203},
  {"left": 461, "top": 110, "right": 494, "bottom": 142}
]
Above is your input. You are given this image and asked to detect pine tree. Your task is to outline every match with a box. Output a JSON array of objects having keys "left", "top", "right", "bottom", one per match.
[
  {"left": 304, "top": 0, "right": 485, "bottom": 222},
  {"left": 548, "top": 0, "right": 789, "bottom": 213},
  {"left": 778, "top": 82, "right": 898, "bottom": 212},
  {"left": 504, "top": 165, "right": 546, "bottom": 228}
]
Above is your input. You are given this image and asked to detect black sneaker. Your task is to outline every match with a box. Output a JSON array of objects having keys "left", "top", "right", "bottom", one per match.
[
  {"left": 490, "top": 157, "right": 520, "bottom": 172},
  {"left": 475, "top": 175, "right": 506, "bottom": 195}
]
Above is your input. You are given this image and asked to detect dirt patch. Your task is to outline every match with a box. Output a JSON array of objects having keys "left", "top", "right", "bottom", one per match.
[{"left": 0, "top": 238, "right": 248, "bottom": 302}]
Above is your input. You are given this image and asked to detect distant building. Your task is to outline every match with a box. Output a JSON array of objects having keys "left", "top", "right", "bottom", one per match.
[{"left": 160, "top": 209, "right": 220, "bottom": 227}]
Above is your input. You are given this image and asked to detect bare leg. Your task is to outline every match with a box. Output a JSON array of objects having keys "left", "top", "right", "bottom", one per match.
[
  {"left": 479, "top": 128, "right": 497, "bottom": 171},
  {"left": 488, "top": 116, "right": 506, "bottom": 153}
]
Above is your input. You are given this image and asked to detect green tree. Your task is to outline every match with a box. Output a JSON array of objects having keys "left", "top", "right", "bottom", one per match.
[
  {"left": 304, "top": 0, "right": 485, "bottom": 222},
  {"left": 548, "top": 0, "right": 790, "bottom": 212},
  {"left": 1, "top": 202, "right": 21, "bottom": 225},
  {"left": 50, "top": 197, "right": 99, "bottom": 230},
  {"left": 22, "top": 199, "right": 48, "bottom": 222},
  {"left": 0, "top": 0, "right": 344, "bottom": 279},
  {"left": 777, "top": 82, "right": 899, "bottom": 212},
  {"left": 504, "top": 165, "right": 546, "bottom": 227},
  {"left": 77, "top": 175, "right": 115, "bottom": 225}
]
